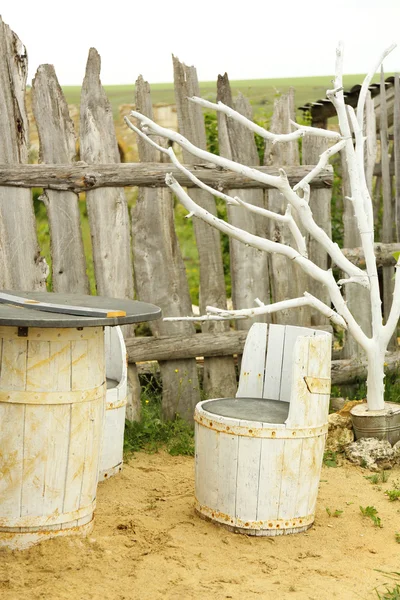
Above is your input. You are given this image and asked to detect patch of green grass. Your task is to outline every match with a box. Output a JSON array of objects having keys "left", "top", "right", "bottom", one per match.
[
  {"left": 323, "top": 450, "right": 339, "bottom": 468},
  {"left": 375, "top": 571, "right": 400, "bottom": 599},
  {"left": 385, "top": 489, "right": 400, "bottom": 502},
  {"left": 325, "top": 507, "right": 343, "bottom": 518},
  {"left": 365, "top": 471, "right": 390, "bottom": 485},
  {"left": 124, "top": 374, "right": 194, "bottom": 457},
  {"left": 360, "top": 505, "right": 382, "bottom": 528}
]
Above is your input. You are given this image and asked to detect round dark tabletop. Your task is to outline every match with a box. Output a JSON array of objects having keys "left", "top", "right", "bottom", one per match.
[
  {"left": 202, "top": 397, "right": 290, "bottom": 424},
  {"left": 0, "top": 291, "right": 162, "bottom": 328}
]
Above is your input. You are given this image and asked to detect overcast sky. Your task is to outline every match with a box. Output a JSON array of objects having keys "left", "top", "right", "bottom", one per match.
[{"left": 2, "top": 0, "right": 400, "bottom": 86}]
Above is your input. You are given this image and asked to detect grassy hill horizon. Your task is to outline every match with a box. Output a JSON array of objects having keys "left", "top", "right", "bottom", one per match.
[{"left": 61, "top": 73, "right": 388, "bottom": 120}]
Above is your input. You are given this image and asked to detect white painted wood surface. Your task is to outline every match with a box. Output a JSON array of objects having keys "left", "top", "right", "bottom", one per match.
[
  {"left": 194, "top": 324, "right": 331, "bottom": 536},
  {"left": 0, "top": 326, "right": 105, "bottom": 550},
  {"left": 99, "top": 326, "right": 127, "bottom": 480}
]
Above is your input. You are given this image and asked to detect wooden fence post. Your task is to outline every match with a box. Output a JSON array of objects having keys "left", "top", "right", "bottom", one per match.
[
  {"left": 0, "top": 17, "right": 47, "bottom": 290},
  {"left": 31, "top": 64, "right": 89, "bottom": 294},
  {"left": 394, "top": 75, "right": 400, "bottom": 243},
  {"left": 302, "top": 135, "right": 332, "bottom": 326},
  {"left": 173, "top": 57, "right": 237, "bottom": 399},
  {"left": 380, "top": 70, "right": 395, "bottom": 329},
  {"left": 264, "top": 90, "right": 308, "bottom": 326},
  {"left": 80, "top": 48, "right": 140, "bottom": 418},
  {"left": 132, "top": 76, "right": 201, "bottom": 421},
  {"left": 217, "top": 75, "right": 270, "bottom": 330}
]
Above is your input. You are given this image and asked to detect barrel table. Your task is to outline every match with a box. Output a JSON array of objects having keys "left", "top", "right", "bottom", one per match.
[{"left": 0, "top": 291, "right": 161, "bottom": 550}]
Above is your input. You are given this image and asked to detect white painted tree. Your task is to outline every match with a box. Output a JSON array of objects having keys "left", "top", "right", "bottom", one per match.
[{"left": 125, "top": 44, "right": 399, "bottom": 413}]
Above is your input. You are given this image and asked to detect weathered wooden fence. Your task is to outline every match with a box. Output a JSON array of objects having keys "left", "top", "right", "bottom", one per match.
[{"left": 0, "top": 17, "right": 399, "bottom": 420}]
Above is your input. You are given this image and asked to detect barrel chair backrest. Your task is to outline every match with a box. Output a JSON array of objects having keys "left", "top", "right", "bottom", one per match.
[
  {"left": 104, "top": 326, "right": 127, "bottom": 404},
  {"left": 236, "top": 323, "right": 332, "bottom": 428}
]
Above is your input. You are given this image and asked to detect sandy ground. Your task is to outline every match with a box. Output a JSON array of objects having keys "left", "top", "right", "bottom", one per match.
[{"left": 0, "top": 452, "right": 399, "bottom": 600}]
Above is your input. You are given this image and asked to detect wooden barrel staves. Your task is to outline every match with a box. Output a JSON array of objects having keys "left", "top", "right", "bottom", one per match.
[
  {"left": 194, "top": 324, "right": 332, "bottom": 536},
  {"left": 0, "top": 325, "right": 105, "bottom": 550},
  {"left": 99, "top": 326, "right": 127, "bottom": 480}
]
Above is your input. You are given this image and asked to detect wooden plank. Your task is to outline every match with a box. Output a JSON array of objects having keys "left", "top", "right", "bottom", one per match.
[
  {"left": 26, "top": 341, "right": 51, "bottom": 391},
  {"left": 286, "top": 335, "right": 311, "bottom": 427},
  {"left": 0, "top": 17, "right": 47, "bottom": 290},
  {"left": 0, "top": 162, "right": 334, "bottom": 191},
  {"left": 20, "top": 404, "right": 49, "bottom": 518},
  {"left": 306, "top": 333, "right": 331, "bottom": 428},
  {"left": 173, "top": 56, "right": 237, "bottom": 398},
  {"left": 0, "top": 403, "right": 24, "bottom": 517},
  {"left": 71, "top": 340, "right": 89, "bottom": 391},
  {"left": 302, "top": 135, "right": 331, "bottom": 325},
  {"left": 195, "top": 422, "right": 219, "bottom": 509},
  {"left": 256, "top": 435, "right": 285, "bottom": 522},
  {"left": 342, "top": 242, "right": 400, "bottom": 267},
  {"left": 41, "top": 409, "right": 70, "bottom": 518},
  {"left": 277, "top": 438, "right": 303, "bottom": 521},
  {"left": 80, "top": 399, "right": 103, "bottom": 508},
  {"left": 380, "top": 68, "right": 395, "bottom": 327},
  {"left": 1, "top": 339, "right": 27, "bottom": 390},
  {"left": 394, "top": 74, "right": 400, "bottom": 242},
  {"left": 80, "top": 48, "right": 134, "bottom": 302},
  {"left": 132, "top": 76, "right": 200, "bottom": 421},
  {"left": 217, "top": 75, "right": 270, "bottom": 331},
  {"left": 235, "top": 421, "right": 262, "bottom": 523},
  {"left": 216, "top": 432, "right": 239, "bottom": 519},
  {"left": 263, "top": 324, "right": 286, "bottom": 401},
  {"left": 264, "top": 90, "right": 308, "bottom": 326},
  {"left": 63, "top": 403, "right": 87, "bottom": 513},
  {"left": 236, "top": 323, "right": 268, "bottom": 398},
  {"left": 31, "top": 64, "right": 89, "bottom": 294},
  {"left": 280, "top": 326, "right": 311, "bottom": 403}
]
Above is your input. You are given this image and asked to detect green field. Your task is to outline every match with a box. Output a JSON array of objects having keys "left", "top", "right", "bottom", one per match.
[{"left": 62, "top": 73, "right": 385, "bottom": 120}]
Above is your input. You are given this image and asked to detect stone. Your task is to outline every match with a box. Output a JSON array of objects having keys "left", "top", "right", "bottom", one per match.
[
  {"left": 326, "top": 413, "right": 354, "bottom": 452},
  {"left": 344, "top": 437, "right": 400, "bottom": 471}
]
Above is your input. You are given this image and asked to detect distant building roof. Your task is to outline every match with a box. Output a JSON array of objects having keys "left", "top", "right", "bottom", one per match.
[{"left": 299, "top": 76, "right": 396, "bottom": 127}]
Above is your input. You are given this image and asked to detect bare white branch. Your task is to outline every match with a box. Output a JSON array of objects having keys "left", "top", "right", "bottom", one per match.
[
  {"left": 189, "top": 96, "right": 343, "bottom": 142},
  {"left": 127, "top": 110, "right": 368, "bottom": 284},
  {"left": 294, "top": 140, "right": 346, "bottom": 192},
  {"left": 125, "top": 115, "right": 307, "bottom": 255},
  {"left": 165, "top": 293, "right": 347, "bottom": 329}
]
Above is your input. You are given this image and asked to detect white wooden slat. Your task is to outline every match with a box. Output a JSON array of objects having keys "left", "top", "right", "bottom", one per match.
[
  {"left": 71, "top": 340, "right": 89, "bottom": 391},
  {"left": 294, "top": 436, "right": 316, "bottom": 519},
  {"left": 256, "top": 434, "right": 285, "bottom": 522},
  {"left": 63, "top": 403, "right": 88, "bottom": 513},
  {"left": 276, "top": 438, "right": 303, "bottom": 521},
  {"left": 286, "top": 336, "right": 311, "bottom": 428},
  {"left": 195, "top": 422, "right": 219, "bottom": 509},
  {"left": 306, "top": 435, "right": 327, "bottom": 517},
  {"left": 263, "top": 324, "right": 286, "bottom": 400},
  {"left": 49, "top": 341, "right": 71, "bottom": 391},
  {"left": 100, "top": 404, "right": 125, "bottom": 476},
  {"left": 21, "top": 405, "right": 50, "bottom": 517},
  {"left": 86, "top": 332, "right": 105, "bottom": 389},
  {"left": 0, "top": 403, "right": 24, "bottom": 518},
  {"left": 42, "top": 404, "right": 71, "bottom": 517},
  {"left": 235, "top": 419, "right": 262, "bottom": 523},
  {"left": 80, "top": 399, "right": 103, "bottom": 508},
  {"left": 26, "top": 340, "right": 51, "bottom": 391},
  {"left": 236, "top": 323, "right": 268, "bottom": 398},
  {"left": 216, "top": 432, "right": 239, "bottom": 518},
  {"left": 280, "top": 326, "right": 313, "bottom": 402},
  {"left": 1, "top": 339, "right": 27, "bottom": 390},
  {"left": 307, "top": 333, "right": 331, "bottom": 428}
]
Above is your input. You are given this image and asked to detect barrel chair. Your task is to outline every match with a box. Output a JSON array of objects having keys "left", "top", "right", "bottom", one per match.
[
  {"left": 194, "top": 323, "right": 332, "bottom": 536},
  {"left": 99, "top": 326, "right": 128, "bottom": 479}
]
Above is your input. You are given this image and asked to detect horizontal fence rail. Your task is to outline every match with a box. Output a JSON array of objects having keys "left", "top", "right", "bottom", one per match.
[{"left": 0, "top": 163, "right": 334, "bottom": 192}]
